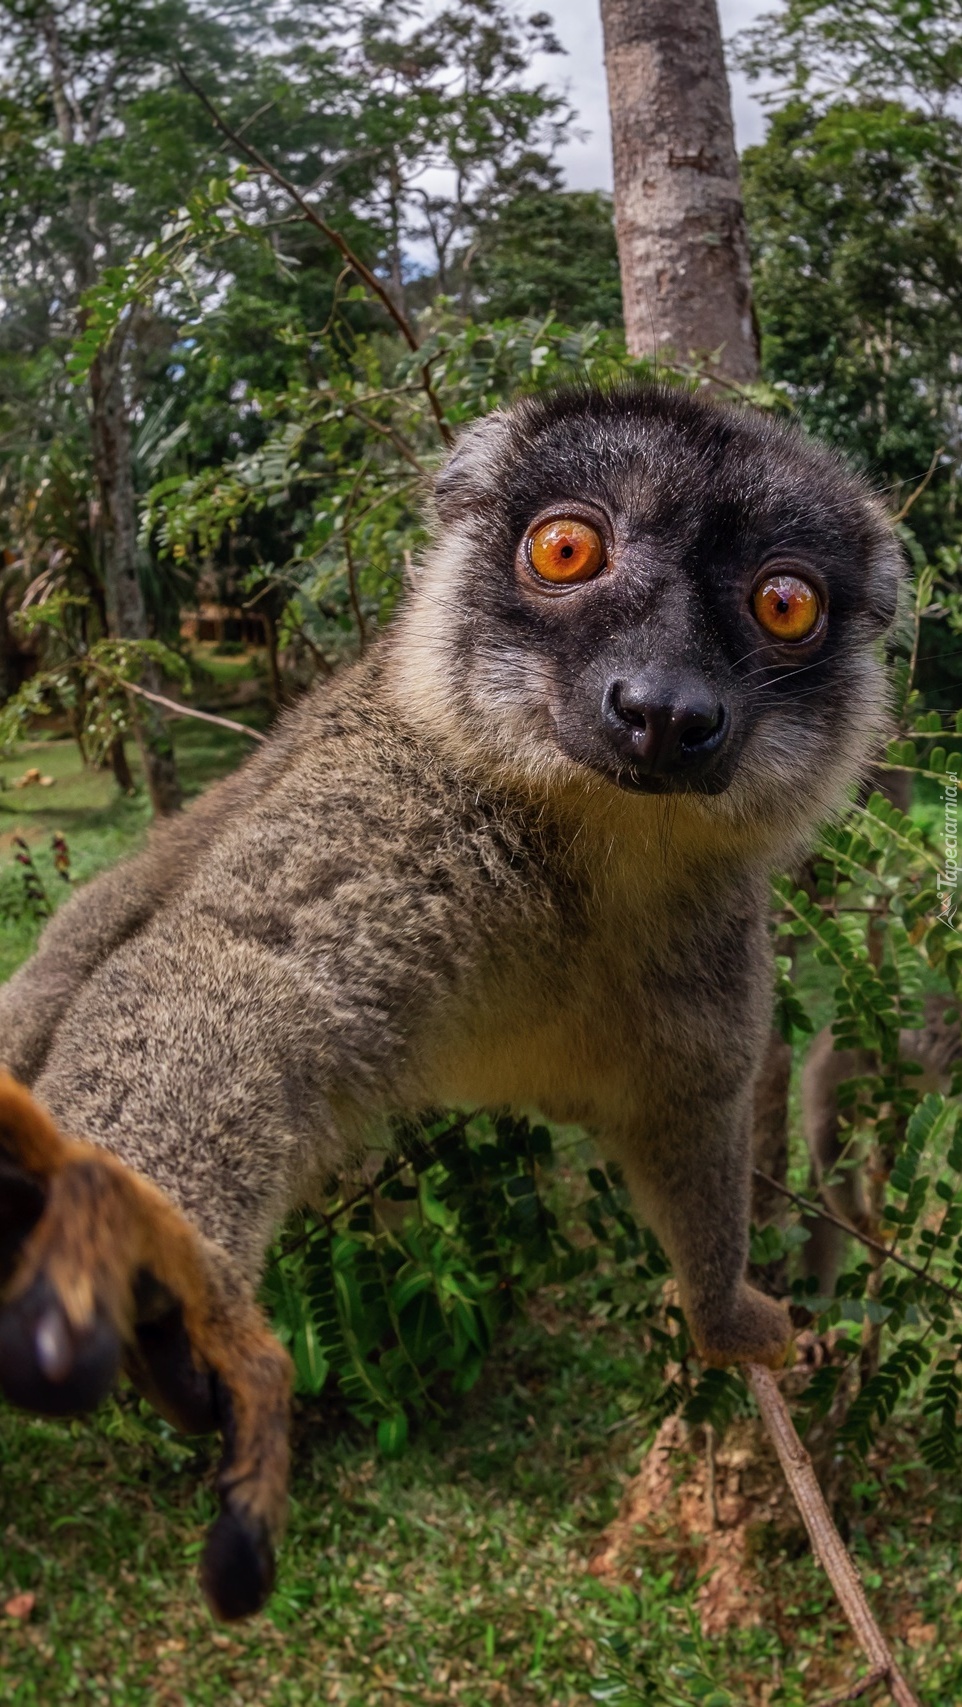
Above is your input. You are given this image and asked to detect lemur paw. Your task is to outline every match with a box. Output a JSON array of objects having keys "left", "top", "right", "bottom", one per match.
[
  {"left": 0, "top": 1073, "right": 291, "bottom": 1621},
  {"left": 692, "top": 1283, "right": 793, "bottom": 1371}
]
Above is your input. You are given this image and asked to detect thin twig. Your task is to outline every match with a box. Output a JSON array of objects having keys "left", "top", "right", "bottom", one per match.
[
  {"left": 751, "top": 1167, "right": 961, "bottom": 1303},
  {"left": 816, "top": 1664, "right": 889, "bottom": 1704},
  {"left": 341, "top": 455, "right": 372, "bottom": 653},
  {"left": 175, "top": 63, "right": 453, "bottom": 448},
  {"left": 344, "top": 404, "right": 429, "bottom": 474},
  {"left": 747, "top": 1365, "right": 921, "bottom": 1707},
  {"left": 343, "top": 530, "right": 366, "bottom": 653},
  {"left": 214, "top": 97, "right": 275, "bottom": 155},
  {"left": 270, "top": 1115, "right": 474, "bottom": 1271},
  {"left": 704, "top": 1422, "right": 718, "bottom": 1530},
  {"left": 891, "top": 445, "right": 944, "bottom": 525},
  {"left": 121, "top": 677, "right": 267, "bottom": 742}
]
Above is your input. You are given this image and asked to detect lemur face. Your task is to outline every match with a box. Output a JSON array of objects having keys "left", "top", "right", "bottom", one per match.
[{"left": 409, "top": 385, "right": 902, "bottom": 836}]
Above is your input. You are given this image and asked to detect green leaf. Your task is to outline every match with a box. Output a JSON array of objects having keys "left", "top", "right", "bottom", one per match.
[{"left": 377, "top": 1412, "right": 409, "bottom": 1457}]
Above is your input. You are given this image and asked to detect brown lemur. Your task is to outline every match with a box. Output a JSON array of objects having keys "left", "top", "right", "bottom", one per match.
[
  {"left": 0, "top": 383, "right": 901, "bottom": 1620},
  {"left": 801, "top": 994, "right": 962, "bottom": 1293}
]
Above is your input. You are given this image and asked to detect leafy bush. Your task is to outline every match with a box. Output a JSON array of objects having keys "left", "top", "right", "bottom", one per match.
[{"left": 263, "top": 1110, "right": 673, "bottom": 1450}]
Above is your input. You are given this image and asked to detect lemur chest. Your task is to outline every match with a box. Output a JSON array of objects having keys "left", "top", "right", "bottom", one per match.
[
  {"left": 414, "top": 846, "right": 763, "bottom": 1132},
  {"left": 422, "top": 907, "right": 687, "bottom": 1129}
]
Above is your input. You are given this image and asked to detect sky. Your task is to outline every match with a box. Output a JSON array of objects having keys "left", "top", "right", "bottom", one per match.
[{"left": 533, "top": 1, "right": 777, "bottom": 193}]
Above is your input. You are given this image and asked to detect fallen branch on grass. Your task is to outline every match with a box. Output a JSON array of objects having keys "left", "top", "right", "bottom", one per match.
[
  {"left": 747, "top": 1364, "right": 920, "bottom": 1707},
  {"left": 817, "top": 1664, "right": 889, "bottom": 1704}
]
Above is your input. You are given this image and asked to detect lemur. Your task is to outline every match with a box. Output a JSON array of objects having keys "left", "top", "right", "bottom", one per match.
[{"left": 0, "top": 383, "right": 901, "bottom": 1620}]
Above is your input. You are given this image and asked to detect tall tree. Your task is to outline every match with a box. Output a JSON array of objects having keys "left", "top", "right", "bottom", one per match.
[
  {"left": 0, "top": 2, "right": 218, "bottom": 810},
  {"left": 348, "top": 0, "right": 571, "bottom": 313},
  {"left": 0, "top": 0, "right": 362, "bottom": 810},
  {"left": 599, "top": 0, "right": 758, "bottom": 382},
  {"left": 741, "top": 99, "right": 962, "bottom": 558}
]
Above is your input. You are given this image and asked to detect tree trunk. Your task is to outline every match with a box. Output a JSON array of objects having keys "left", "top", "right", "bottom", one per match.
[
  {"left": 89, "top": 337, "right": 181, "bottom": 815},
  {"left": 600, "top": 0, "right": 759, "bottom": 382},
  {"left": 109, "top": 736, "right": 135, "bottom": 794},
  {"left": 263, "top": 607, "right": 284, "bottom": 713},
  {"left": 0, "top": 580, "right": 18, "bottom": 705}
]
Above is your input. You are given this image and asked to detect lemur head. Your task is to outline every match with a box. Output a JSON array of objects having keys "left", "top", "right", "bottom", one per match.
[{"left": 391, "top": 384, "right": 902, "bottom": 849}]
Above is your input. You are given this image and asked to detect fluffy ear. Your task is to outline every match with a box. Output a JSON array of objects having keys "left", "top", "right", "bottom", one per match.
[
  {"left": 433, "top": 412, "right": 513, "bottom": 523},
  {"left": 863, "top": 503, "right": 905, "bottom": 634}
]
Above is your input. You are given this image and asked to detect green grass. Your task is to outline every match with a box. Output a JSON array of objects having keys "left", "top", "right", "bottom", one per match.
[
  {"left": 1, "top": 725, "right": 960, "bottom": 1704},
  {"left": 2, "top": 1305, "right": 960, "bottom": 1705},
  {"left": 0, "top": 715, "right": 262, "bottom": 983}
]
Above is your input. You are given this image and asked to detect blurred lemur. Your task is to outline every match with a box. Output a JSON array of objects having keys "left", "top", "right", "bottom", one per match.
[
  {"left": 802, "top": 994, "right": 962, "bottom": 1292},
  {"left": 0, "top": 384, "right": 901, "bottom": 1620}
]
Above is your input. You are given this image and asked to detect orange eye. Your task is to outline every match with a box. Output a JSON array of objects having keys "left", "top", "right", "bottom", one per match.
[
  {"left": 528, "top": 518, "right": 605, "bottom": 584},
  {"left": 752, "top": 573, "right": 821, "bottom": 641}
]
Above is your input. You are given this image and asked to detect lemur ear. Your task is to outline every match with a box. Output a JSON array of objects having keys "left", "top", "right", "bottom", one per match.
[
  {"left": 434, "top": 412, "right": 513, "bottom": 523},
  {"left": 863, "top": 506, "right": 905, "bottom": 634}
]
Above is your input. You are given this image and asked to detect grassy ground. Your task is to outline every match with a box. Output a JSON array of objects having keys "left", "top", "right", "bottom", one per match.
[
  {"left": 0, "top": 712, "right": 959, "bottom": 1705},
  {"left": 0, "top": 685, "right": 264, "bottom": 984},
  {"left": 2, "top": 1297, "right": 961, "bottom": 1706}
]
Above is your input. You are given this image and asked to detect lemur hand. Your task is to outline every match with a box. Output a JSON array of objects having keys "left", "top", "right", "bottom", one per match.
[{"left": 0, "top": 1073, "right": 291, "bottom": 1621}]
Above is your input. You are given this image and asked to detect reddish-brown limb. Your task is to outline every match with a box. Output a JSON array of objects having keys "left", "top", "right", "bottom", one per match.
[
  {"left": 747, "top": 1364, "right": 921, "bottom": 1707},
  {"left": 0, "top": 1074, "right": 291, "bottom": 1622},
  {"left": 175, "top": 64, "right": 453, "bottom": 449}
]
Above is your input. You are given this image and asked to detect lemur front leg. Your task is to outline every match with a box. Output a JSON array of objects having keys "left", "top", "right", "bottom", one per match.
[
  {"left": 0, "top": 1074, "right": 291, "bottom": 1621},
  {"left": 609, "top": 1085, "right": 792, "bottom": 1369}
]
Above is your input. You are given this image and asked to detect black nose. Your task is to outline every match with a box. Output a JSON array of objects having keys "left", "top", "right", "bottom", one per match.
[{"left": 605, "top": 679, "right": 728, "bottom": 777}]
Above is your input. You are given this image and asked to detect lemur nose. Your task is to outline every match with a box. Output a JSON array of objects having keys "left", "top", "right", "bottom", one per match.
[{"left": 606, "top": 680, "right": 728, "bottom": 775}]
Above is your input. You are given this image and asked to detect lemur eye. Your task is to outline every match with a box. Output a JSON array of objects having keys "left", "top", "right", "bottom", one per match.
[
  {"left": 752, "top": 572, "right": 821, "bottom": 642},
  {"left": 528, "top": 518, "right": 605, "bottom": 584}
]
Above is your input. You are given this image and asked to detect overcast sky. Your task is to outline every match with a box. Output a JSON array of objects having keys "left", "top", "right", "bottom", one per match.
[{"left": 535, "top": 1, "right": 776, "bottom": 192}]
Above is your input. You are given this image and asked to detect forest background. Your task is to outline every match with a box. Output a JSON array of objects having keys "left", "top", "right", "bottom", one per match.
[{"left": 2, "top": 2, "right": 962, "bottom": 1703}]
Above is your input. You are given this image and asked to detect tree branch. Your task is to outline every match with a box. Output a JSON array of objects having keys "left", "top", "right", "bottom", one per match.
[
  {"left": 39, "top": 6, "right": 76, "bottom": 146},
  {"left": 747, "top": 1365, "right": 921, "bottom": 1707},
  {"left": 891, "top": 444, "right": 944, "bottom": 525},
  {"left": 816, "top": 1668, "right": 888, "bottom": 1705},
  {"left": 121, "top": 677, "right": 267, "bottom": 742},
  {"left": 752, "top": 1166, "right": 962, "bottom": 1303},
  {"left": 343, "top": 404, "right": 428, "bottom": 474},
  {"left": 341, "top": 455, "right": 372, "bottom": 653},
  {"left": 174, "top": 64, "right": 453, "bottom": 448}
]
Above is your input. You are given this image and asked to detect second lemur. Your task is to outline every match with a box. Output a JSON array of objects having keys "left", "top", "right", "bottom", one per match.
[{"left": 0, "top": 383, "right": 901, "bottom": 1618}]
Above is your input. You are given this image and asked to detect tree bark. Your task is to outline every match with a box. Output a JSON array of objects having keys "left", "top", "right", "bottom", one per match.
[
  {"left": 108, "top": 736, "right": 136, "bottom": 794},
  {"left": 600, "top": 0, "right": 759, "bottom": 382},
  {"left": 0, "top": 578, "right": 18, "bottom": 705},
  {"left": 89, "top": 337, "right": 181, "bottom": 815},
  {"left": 37, "top": 5, "right": 180, "bottom": 815}
]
